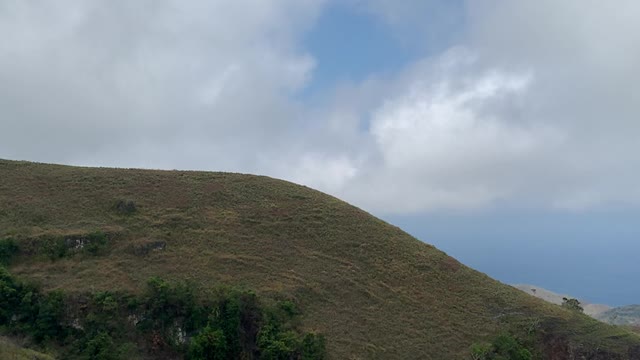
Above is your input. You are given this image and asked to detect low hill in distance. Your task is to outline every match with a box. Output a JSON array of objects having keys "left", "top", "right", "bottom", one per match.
[
  {"left": 514, "top": 284, "right": 612, "bottom": 317},
  {"left": 514, "top": 284, "right": 640, "bottom": 330},
  {"left": 1, "top": 159, "right": 640, "bottom": 359},
  {"left": 596, "top": 306, "right": 640, "bottom": 327}
]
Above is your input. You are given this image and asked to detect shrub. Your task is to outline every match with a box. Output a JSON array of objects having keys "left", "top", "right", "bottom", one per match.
[
  {"left": 279, "top": 300, "right": 298, "bottom": 317},
  {"left": 83, "top": 332, "right": 119, "bottom": 360},
  {"left": 0, "top": 266, "right": 68, "bottom": 343},
  {"left": 492, "top": 334, "right": 532, "bottom": 360},
  {"left": 33, "top": 290, "right": 67, "bottom": 342},
  {"left": 114, "top": 200, "right": 137, "bottom": 215},
  {"left": 85, "top": 231, "right": 109, "bottom": 256},
  {"left": 259, "top": 330, "right": 299, "bottom": 360},
  {"left": 43, "top": 237, "right": 68, "bottom": 260},
  {"left": 470, "top": 342, "right": 492, "bottom": 360},
  {"left": 301, "top": 333, "right": 326, "bottom": 360},
  {"left": 17, "top": 232, "right": 111, "bottom": 261},
  {"left": 0, "top": 238, "right": 18, "bottom": 265},
  {"left": 562, "top": 297, "right": 584, "bottom": 313},
  {"left": 0, "top": 266, "right": 20, "bottom": 323},
  {"left": 470, "top": 334, "right": 532, "bottom": 360},
  {"left": 188, "top": 326, "right": 228, "bottom": 360},
  {"left": 0, "top": 269, "right": 326, "bottom": 360}
]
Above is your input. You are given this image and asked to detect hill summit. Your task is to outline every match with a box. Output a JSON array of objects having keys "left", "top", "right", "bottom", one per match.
[{"left": 1, "top": 159, "right": 639, "bottom": 359}]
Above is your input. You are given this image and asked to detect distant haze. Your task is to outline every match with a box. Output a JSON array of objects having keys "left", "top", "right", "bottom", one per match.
[
  {"left": 512, "top": 284, "right": 611, "bottom": 317},
  {"left": 388, "top": 208, "right": 640, "bottom": 306}
]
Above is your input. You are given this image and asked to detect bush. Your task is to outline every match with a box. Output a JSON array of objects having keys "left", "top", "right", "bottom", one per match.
[
  {"left": 43, "top": 237, "right": 68, "bottom": 260},
  {"left": 35, "top": 232, "right": 110, "bottom": 260},
  {"left": 114, "top": 200, "right": 137, "bottom": 215},
  {"left": 140, "top": 277, "right": 200, "bottom": 337},
  {"left": 85, "top": 231, "right": 109, "bottom": 256},
  {"left": 0, "top": 267, "right": 68, "bottom": 343},
  {"left": 562, "top": 297, "right": 584, "bottom": 313},
  {"left": 83, "top": 332, "right": 119, "bottom": 360},
  {"left": 470, "top": 334, "right": 532, "bottom": 360},
  {"left": 492, "top": 334, "right": 532, "bottom": 360},
  {"left": 33, "top": 290, "right": 67, "bottom": 342},
  {"left": 470, "top": 342, "right": 492, "bottom": 360},
  {"left": 188, "top": 326, "right": 228, "bottom": 360},
  {"left": 301, "top": 333, "right": 326, "bottom": 360},
  {"left": 0, "top": 238, "right": 18, "bottom": 265},
  {"left": 259, "top": 329, "right": 300, "bottom": 360},
  {"left": 279, "top": 300, "right": 298, "bottom": 317},
  {"left": 0, "top": 269, "right": 326, "bottom": 360},
  {"left": 0, "top": 266, "right": 20, "bottom": 323}
]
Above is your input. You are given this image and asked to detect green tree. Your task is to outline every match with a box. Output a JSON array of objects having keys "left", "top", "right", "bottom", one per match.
[
  {"left": 562, "top": 297, "right": 584, "bottom": 313},
  {"left": 0, "top": 266, "right": 20, "bottom": 323},
  {"left": 470, "top": 334, "right": 532, "bottom": 360},
  {"left": 188, "top": 326, "right": 228, "bottom": 360},
  {"left": 301, "top": 333, "right": 326, "bottom": 360},
  {"left": 0, "top": 238, "right": 18, "bottom": 265},
  {"left": 492, "top": 334, "right": 532, "bottom": 360},
  {"left": 34, "top": 290, "right": 67, "bottom": 342},
  {"left": 470, "top": 342, "right": 492, "bottom": 360},
  {"left": 83, "top": 332, "right": 119, "bottom": 360}
]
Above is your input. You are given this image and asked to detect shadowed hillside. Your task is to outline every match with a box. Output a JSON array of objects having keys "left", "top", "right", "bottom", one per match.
[{"left": 1, "top": 159, "right": 640, "bottom": 359}]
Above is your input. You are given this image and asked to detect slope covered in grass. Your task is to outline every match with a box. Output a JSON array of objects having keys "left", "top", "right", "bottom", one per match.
[
  {"left": 0, "top": 336, "right": 54, "bottom": 360},
  {"left": 1, "top": 159, "right": 639, "bottom": 359},
  {"left": 514, "top": 284, "right": 612, "bottom": 317},
  {"left": 597, "top": 305, "right": 640, "bottom": 327}
]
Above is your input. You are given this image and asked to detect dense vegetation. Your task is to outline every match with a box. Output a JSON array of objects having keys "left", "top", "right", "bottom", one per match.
[
  {"left": 1, "top": 159, "right": 640, "bottom": 359},
  {"left": 471, "top": 333, "right": 533, "bottom": 360},
  {"left": 0, "top": 262, "right": 324, "bottom": 359}
]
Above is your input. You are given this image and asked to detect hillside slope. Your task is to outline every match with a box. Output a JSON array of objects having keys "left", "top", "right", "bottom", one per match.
[
  {"left": 514, "top": 284, "right": 612, "bottom": 317},
  {"left": 596, "top": 306, "right": 640, "bottom": 327},
  {"left": 1, "top": 159, "right": 639, "bottom": 359},
  {"left": 0, "top": 336, "right": 54, "bottom": 360}
]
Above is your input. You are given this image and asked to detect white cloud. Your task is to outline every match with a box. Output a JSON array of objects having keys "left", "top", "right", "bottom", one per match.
[
  {"left": 3, "top": 1, "right": 640, "bottom": 214},
  {"left": 285, "top": 2, "right": 640, "bottom": 213},
  {"left": 0, "top": 0, "right": 323, "bottom": 171},
  {"left": 299, "top": 50, "right": 563, "bottom": 213},
  {"left": 287, "top": 154, "right": 358, "bottom": 192},
  {"left": 370, "top": 63, "right": 535, "bottom": 174}
]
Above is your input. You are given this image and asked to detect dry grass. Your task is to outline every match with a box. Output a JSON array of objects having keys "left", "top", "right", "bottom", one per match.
[
  {"left": 1, "top": 159, "right": 639, "bottom": 359},
  {"left": 0, "top": 336, "right": 54, "bottom": 360}
]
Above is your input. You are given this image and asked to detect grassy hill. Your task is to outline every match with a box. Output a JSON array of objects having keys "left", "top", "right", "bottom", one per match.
[
  {"left": 0, "top": 336, "right": 54, "bottom": 360},
  {"left": 596, "top": 306, "right": 640, "bottom": 327},
  {"left": 1, "top": 159, "right": 640, "bottom": 359},
  {"left": 514, "top": 284, "right": 612, "bottom": 317}
]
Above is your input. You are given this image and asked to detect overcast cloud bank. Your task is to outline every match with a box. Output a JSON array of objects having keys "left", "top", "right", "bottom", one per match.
[{"left": 2, "top": 0, "right": 640, "bottom": 214}]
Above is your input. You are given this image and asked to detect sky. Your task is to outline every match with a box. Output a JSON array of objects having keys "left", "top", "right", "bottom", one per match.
[{"left": 1, "top": 1, "right": 640, "bottom": 306}]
